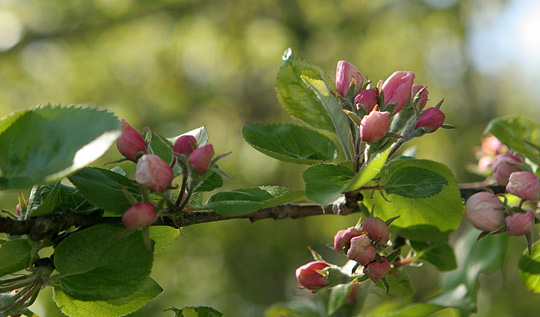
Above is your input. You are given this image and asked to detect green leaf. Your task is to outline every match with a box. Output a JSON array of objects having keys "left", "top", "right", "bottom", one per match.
[
  {"left": 54, "top": 224, "right": 153, "bottom": 301},
  {"left": 519, "top": 241, "right": 540, "bottom": 293},
  {"left": 328, "top": 284, "right": 350, "bottom": 316},
  {"left": 301, "top": 76, "right": 353, "bottom": 160},
  {"left": 362, "top": 301, "right": 447, "bottom": 317},
  {"left": 0, "top": 238, "right": 32, "bottom": 276},
  {"left": 27, "top": 181, "right": 61, "bottom": 217},
  {"left": 242, "top": 123, "right": 338, "bottom": 164},
  {"left": 68, "top": 167, "right": 142, "bottom": 215},
  {"left": 410, "top": 241, "right": 457, "bottom": 271},
  {"left": 383, "top": 268, "right": 415, "bottom": 298},
  {"left": 276, "top": 51, "right": 337, "bottom": 132},
  {"left": 53, "top": 277, "right": 162, "bottom": 317},
  {"left": 149, "top": 226, "right": 180, "bottom": 254},
  {"left": 363, "top": 158, "right": 463, "bottom": 242},
  {"left": 383, "top": 167, "right": 448, "bottom": 198},
  {"left": 345, "top": 148, "right": 391, "bottom": 192},
  {"left": 28, "top": 182, "right": 99, "bottom": 216},
  {"left": 165, "top": 306, "right": 223, "bottom": 317},
  {"left": 484, "top": 115, "right": 540, "bottom": 164},
  {"left": 0, "top": 105, "right": 121, "bottom": 189},
  {"left": 430, "top": 226, "right": 508, "bottom": 312},
  {"left": 195, "top": 172, "right": 223, "bottom": 192},
  {"left": 207, "top": 186, "right": 304, "bottom": 216},
  {"left": 303, "top": 164, "right": 355, "bottom": 205}
]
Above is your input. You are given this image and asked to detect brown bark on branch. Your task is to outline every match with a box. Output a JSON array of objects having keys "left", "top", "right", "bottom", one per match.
[{"left": 0, "top": 184, "right": 505, "bottom": 241}]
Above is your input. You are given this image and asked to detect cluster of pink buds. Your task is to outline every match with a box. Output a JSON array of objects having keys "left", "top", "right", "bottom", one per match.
[
  {"left": 336, "top": 61, "right": 446, "bottom": 145},
  {"left": 474, "top": 135, "right": 508, "bottom": 174},
  {"left": 491, "top": 153, "right": 522, "bottom": 185},
  {"left": 333, "top": 217, "right": 391, "bottom": 283},
  {"left": 174, "top": 135, "right": 215, "bottom": 175}
]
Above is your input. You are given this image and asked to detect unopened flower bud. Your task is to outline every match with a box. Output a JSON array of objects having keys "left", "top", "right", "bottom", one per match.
[
  {"left": 506, "top": 172, "right": 540, "bottom": 201},
  {"left": 478, "top": 156, "right": 493, "bottom": 173},
  {"left": 136, "top": 154, "right": 174, "bottom": 192},
  {"left": 412, "top": 84, "right": 428, "bottom": 110},
  {"left": 415, "top": 107, "right": 445, "bottom": 133},
  {"left": 491, "top": 153, "right": 522, "bottom": 185},
  {"left": 174, "top": 135, "right": 198, "bottom": 156},
  {"left": 16, "top": 200, "right": 28, "bottom": 217},
  {"left": 481, "top": 136, "right": 506, "bottom": 156},
  {"left": 347, "top": 234, "right": 377, "bottom": 266},
  {"left": 505, "top": 210, "right": 536, "bottom": 236},
  {"left": 334, "top": 227, "right": 362, "bottom": 253},
  {"left": 336, "top": 61, "right": 363, "bottom": 97},
  {"left": 465, "top": 192, "right": 505, "bottom": 231},
  {"left": 354, "top": 88, "right": 378, "bottom": 113},
  {"left": 361, "top": 217, "right": 390, "bottom": 245},
  {"left": 122, "top": 202, "right": 157, "bottom": 229},
  {"left": 296, "top": 261, "right": 330, "bottom": 290},
  {"left": 381, "top": 71, "right": 415, "bottom": 114},
  {"left": 116, "top": 119, "right": 147, "bottom": 162},
  {"left": 359, "top": 107, "right": 390, "bottom": 143},
  {"left": 363, "top": 256, "right": 391, "bottom": 283},
  {"left": 189, "top": 144, "right": 215, "bottom": 174}
]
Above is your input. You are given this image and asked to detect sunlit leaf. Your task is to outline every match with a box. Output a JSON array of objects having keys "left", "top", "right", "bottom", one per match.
[{"left": 519, "top": 241, "right": 540, "bottom": 293}]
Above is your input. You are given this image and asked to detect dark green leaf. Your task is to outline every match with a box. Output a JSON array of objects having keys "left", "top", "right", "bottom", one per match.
[
  {"left": 276, "top": 51, "right": 337, "bottom": 132},
  {"left": 54, "top": 224, "right": 153, "bottom": 300},
  {"left": 384, "top": 167, "right": 448, "bottom": 198},
  {"left": 54, "top": 277, "right": 162, "bottom": 317},
  {"left": 363, "top": 158, "right": 463, "bottom": 242},
  {"left": 519, "top": 241, "right": 540, "bottom": 293},
  {"left": 28, "top": 182, "right": 100, "bottom": 216},
  {"left": 68, "top": 167, "right": 141, "bottom": 215},
  {"left": 27, "top": 181, "right": 61, "bottom": 217},
  {"left": 0, "top": 105, "right": 121, "bottom": 189},
  {"left": 303, "top": 164, "right": 355, "bottom": 205},
  {"left": 485, "top": 115, "right": 540, "bottom": 164},
  {"left": 410, "top": 241, "right": 457, "bottom": 271},
  {"left": 195, "top": 172, "right": 223, "bottom": 192},
  {"left": 383, "top": 268, "right": 415, "bottom": 297},
  {"left": 165, "top": 306, "right": 223, "bottom": 317},
  {"left": 0, "top": 238, "right": 32, "bottom": 276},
  {"left": 242, "top": 123, "right": 338, "bottom": 164}
]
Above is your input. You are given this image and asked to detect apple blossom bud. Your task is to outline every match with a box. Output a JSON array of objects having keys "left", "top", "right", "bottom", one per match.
[
  {"left": 481, "top": 136, "right": 505, "bottom": 156},
  {"left": 505, "top": 210, "right": 536, "bottom": 236},
  {"left": 336, "top": 61, "right": 363, "bottom": 97},
  {"left": 415, "top": 107, "right": 445, "bottom": 133},
  {"left": 465, "top": 192, "right": 505, "bottom": 231},
  {"left": 506, "top": 172, "right": 540, "bottom": 201},
  {"left": 381, "top": 71, "right": 415, "bottom": 114},
  {"left": 122, "top": 202, "right": 157, "bottom": 229},
  {"left": 16, "top": 200, "right": 29, "bottom": 217},
  {"left": 363, "top": 256, "right": 391, "bottom": 283},
  {"left": 359, "top": 108, "right": 390, "bottom": 143},
  {"left": 174, "top": 135, "right": 198, "bottom": 156},
  {"left": 334, "top": 227, "right": 362, "bottom": 253},
  {"left": 296, "top": 261, "right": 330, "bottom": 290},
  {"left": 347, "top": 234, "right": 377, "bottom": 266},
  {"left": 116, "top": 119, "right": 147, "bottom": 162},
  {"left": 189, "top": 144, "right": 215, "bottom": 174},
  {"left": 491, "top": 153, "right": 522, "bottom": 185},
  {"left": 361, "top": 217, "right": 390, "bottom": 245},
  {"left": 478, "top": 156, "right": 493, "bottom": 173},
  {"left": 354, "top": 88, "right": 378, "bottom": 113},
  {"left": 412, "top": 84, "right": 428, "bottom": 110},
  {"left": 136, "top": 154, "right": 174, "bottom": 192}
]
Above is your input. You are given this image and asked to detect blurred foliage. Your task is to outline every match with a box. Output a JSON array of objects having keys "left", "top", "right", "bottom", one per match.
[{"left": 1, "top": 0, "right": 539, "bottom": 316}]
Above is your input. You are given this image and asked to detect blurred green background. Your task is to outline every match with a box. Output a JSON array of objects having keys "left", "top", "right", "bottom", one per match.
[{"left": 1, "top": 0, "right": 539, "bottom": 316}]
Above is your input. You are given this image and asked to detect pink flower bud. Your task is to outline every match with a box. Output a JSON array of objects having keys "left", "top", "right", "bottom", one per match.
[
  {"left": 296, "top": 261, "right": 330, "bottom": 290},
  {"left": 506, "top": 172, "right": 540, "bottom": 201},
  {"left": 491, "top": 153, "right": 522, "bottom": 185},
  {"left": 189, "top": 144, "right": 215, "bottom": 174},
  {"left": 465, "top": 192, "right": 505, "bottom": 231},
  {"left": 363, "top": 256, "right": 391, "bottom": 283},
  {"left": 116, "top": 119, "right": 147, "bottom": 162},
  {"left": 481, "top": 136, "right": 505, "bottom": 156},
  {"left": 411, "top": 84, "right": 429, "bottom": 110},
  {"left": 347, "top": 234, "right": 377, "bottom": 266},
  {"left": 361, "top": 217, "right": 390, "bottom": 245},
  {"left": 174, "top": 135, "right": 198, "bottom": 156},
  {"left": 354, "top": 88, "right": 378, "bottom": 113},
  {"left": 122, "top": 202, "right": 157, "bottom": 229},
  {"left": 415, "top": 107, "right": 445, "bottom": 133},
  {"left": 505, "top": 210, "right": 535, "bottom": 236},
  {"left": 359, "top": 108, "right": 390, "bottom": 143},
  {"left": 381, "top": 71, "right": 415, "bottom": 114},
  {"left": 16, "top": 200, "right": 29, "bottom": 217},
  {"left": 478, "top": 156, "right": 493, "bottom": 173},
  {"left": 334, "top": 227, "right": 362, "bottom": 253},
  {"left": 336, "top": 61, "right": 363, "bottom": 97},
  {"left": 136, "top": 154, "right": 174, "bottom": 192}
]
